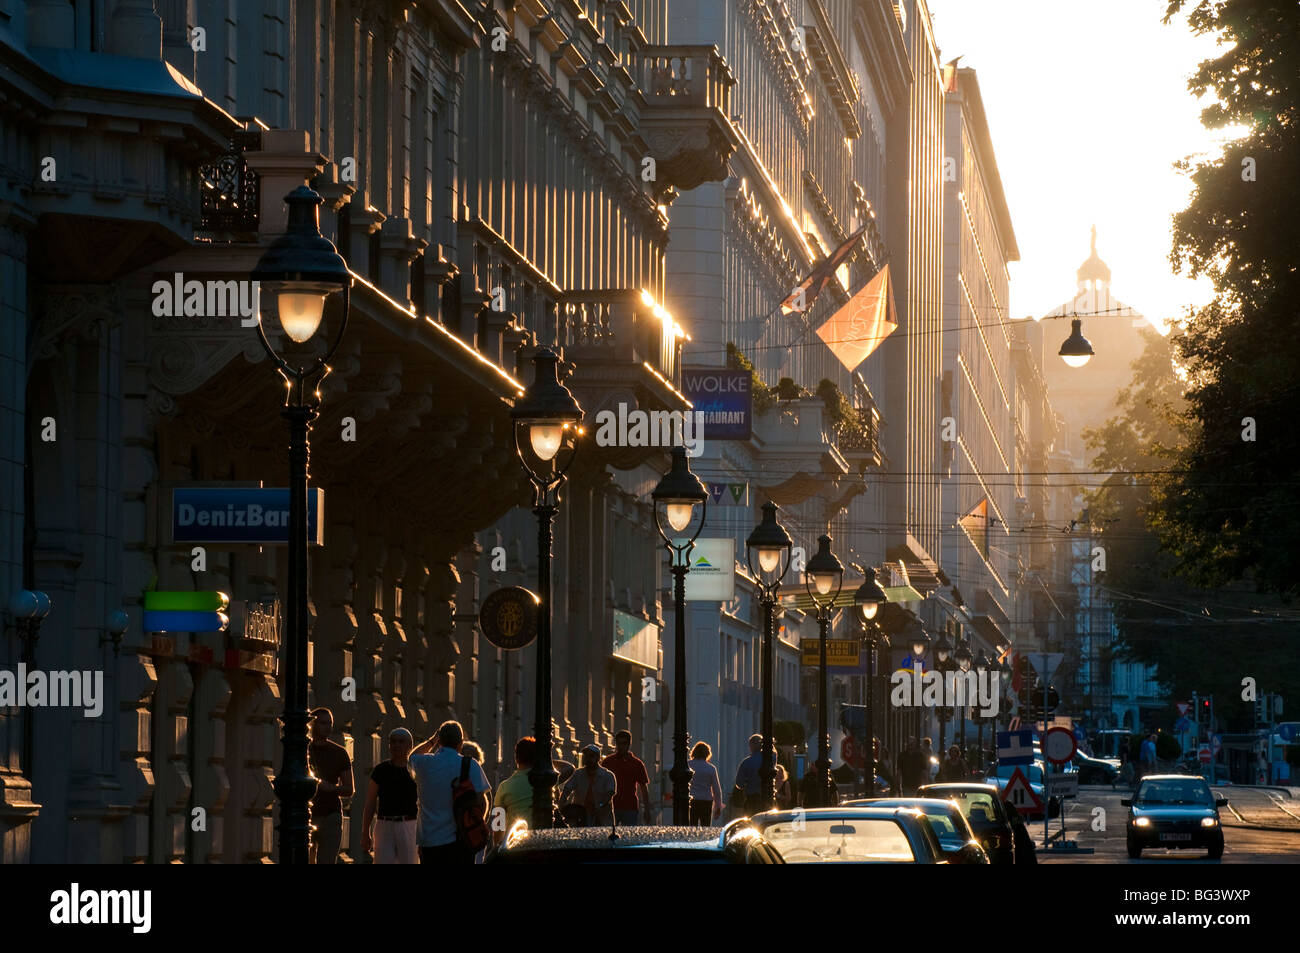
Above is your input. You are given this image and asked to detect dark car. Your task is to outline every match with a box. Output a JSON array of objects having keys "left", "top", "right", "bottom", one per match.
[
  {"left": 1074, "top": 751, "right": 1120, "bottom": 785},
  {"left": 1123, "top": 775, "right": 1227, "bottom": 859},
  {"left": 487, "top": 824, "right": 785, "bottom": 863},
  {"left": 845, "top": 797, "right": 989, "bottom": 864},
  {"left": 744, "top": 807, "right": 948, "bottom": 863},
  {"left": 919, "top": 782, "right": 1016, "bottom": 865}
]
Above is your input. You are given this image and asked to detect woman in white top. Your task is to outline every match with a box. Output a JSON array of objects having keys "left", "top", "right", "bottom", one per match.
[{"left": 687, "top": 742, "right": 725, "bottom": 826}]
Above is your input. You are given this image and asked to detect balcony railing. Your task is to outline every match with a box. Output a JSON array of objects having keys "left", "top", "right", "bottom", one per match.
[
  {"left": 642, "top": 45, "right": 733, "bottom": 110},
  {"left": 197, "top": 119, "right": 265, "bottom": 238},
  {"left": 560, "top": 289, "right": 679, "bottom": 384},
  {"left": 835, "top": 405, "right": 881, "bottom": 459}
]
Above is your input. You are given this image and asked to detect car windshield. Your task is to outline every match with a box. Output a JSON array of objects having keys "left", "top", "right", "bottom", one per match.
[
  {"left": 943, "top": 792, "right": 1001, "bottom": 826},
  {"left": 759, "top": 818, "right": 917, "bottom": 863},
  {"left": 1135, "top": 779, "right": 1214, "bottom": 806}
]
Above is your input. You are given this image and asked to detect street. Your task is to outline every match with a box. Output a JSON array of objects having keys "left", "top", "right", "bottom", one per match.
[{"left": 1040, "top": 785, "right": 1300, "bottom": 864}]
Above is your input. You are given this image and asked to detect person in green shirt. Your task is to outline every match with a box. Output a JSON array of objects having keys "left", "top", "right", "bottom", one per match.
[{"left": 494, "top": 736, "right": 536, "bottom": 843}]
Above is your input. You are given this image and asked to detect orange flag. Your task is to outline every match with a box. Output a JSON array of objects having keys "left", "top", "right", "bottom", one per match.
[{"left": 814, "top": 264, "right": 899, "bottom": 371}]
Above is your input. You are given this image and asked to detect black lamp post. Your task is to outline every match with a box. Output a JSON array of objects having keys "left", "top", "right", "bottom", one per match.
[
  {"left": 8, "top": 589, "right": 52, "bottom": 781},
  {"left": 651, "top": 446, "right": 708, "bottom": 824},
  {"left": 511, "top": 347, "right": 583, "bottom": 830},
  {"left": 805, "top": 535, "right": 844, "bottom": 808},
  {"left": 252, "top": 185, "right": 351, "bottom": 866},
  {"left": 745, "top": 502, "right": 793, "bottom": 811},
  {"left": 853, "top": 568, "right": 888, "bottom": 797},
  {"left": 974, "top": 652, "right": 992, "bottom": 778},
  {"left": 933, "top": 632, "right": 954, "bottom": 756},
  {"left": 905, "top": 622, "right": 931, "bottom": 751},
  {"left": 1058, "top": 318, "right": 1095, "bottom": 367},
  {"left": 954, "top": 639, "right": 973, "bottom": 761}
]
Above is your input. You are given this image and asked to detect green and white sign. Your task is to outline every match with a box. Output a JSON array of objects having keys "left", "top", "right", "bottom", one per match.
[{"left": 680, "top": 537, "right": 736, "bottom": 602}]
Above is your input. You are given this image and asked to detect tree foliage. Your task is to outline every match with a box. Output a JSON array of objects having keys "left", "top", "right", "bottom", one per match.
[{"left": 1154, "top": 1, "right": 1300, "bottom": 597}]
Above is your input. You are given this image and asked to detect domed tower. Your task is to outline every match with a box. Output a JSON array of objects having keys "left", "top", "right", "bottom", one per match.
[{"left": 1076, "top": 224, "right": 1111, "bottom": 296}]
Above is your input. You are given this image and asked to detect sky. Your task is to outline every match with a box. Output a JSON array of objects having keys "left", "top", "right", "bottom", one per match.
[{"left": 926, "top": 0, "right": 1243, "bottom": 332}]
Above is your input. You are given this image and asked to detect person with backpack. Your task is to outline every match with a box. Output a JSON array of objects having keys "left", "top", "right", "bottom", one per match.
[{"left": 409, "top": 720, "right": 490, "bottom": 864}]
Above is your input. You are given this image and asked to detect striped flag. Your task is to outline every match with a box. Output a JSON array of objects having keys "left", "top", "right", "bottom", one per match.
[
  {"left": 780, "top": 225, "right": 868, "bottom": 315},
  {"left": 814, "top": 264, "right": 898, "bottom": 371}
]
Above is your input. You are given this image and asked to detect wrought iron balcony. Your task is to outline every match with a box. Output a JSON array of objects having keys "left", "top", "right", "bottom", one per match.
[
  {"left": 638, "top": 45, "right": 740, "bottom": 192},
  {"left": 197, "top": 119, "right": 265, "bottom": 239},
  {"left": 834, "top": 404, "right": 883, "bottom": 472}
]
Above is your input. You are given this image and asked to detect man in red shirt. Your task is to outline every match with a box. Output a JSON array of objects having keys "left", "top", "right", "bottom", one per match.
[{"left": 603, "top": 730, "right": 652, "bottom": 826}]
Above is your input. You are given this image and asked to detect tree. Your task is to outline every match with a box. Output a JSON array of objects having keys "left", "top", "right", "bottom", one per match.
[
  {"left": 1154, "top": 1, "right": 1300, "bottom": 598},
  {"left": 1085, "top": 330, "right": 1300, "bottom": 731}
]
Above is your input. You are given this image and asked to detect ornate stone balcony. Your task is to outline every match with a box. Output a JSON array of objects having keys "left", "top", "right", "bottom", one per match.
[{"left": 638, "top": 45, "right": 740, "bottom": 193}]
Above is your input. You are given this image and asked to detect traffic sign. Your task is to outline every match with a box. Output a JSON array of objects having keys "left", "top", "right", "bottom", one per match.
[
  {"left": 1278, "top": 723, "right": 1300, "bottom": 742},
  {"left": 1046, "top": 774, "right": 1079, "bottom": 798},
  {"left": 1026, "top": 652, "right": 1064, "bottom": 685},
  {"left": 997, "top": 729, "right": 1035, "bottom": 766},
  {"left": 1176, "top": 701, "right": 1190, "bottom": 716},
  {"left": 1198, "top": 745, "right": 1212, "bottom": 764},
  {"left": 1211, "top": 734, "right": 1222, "bottom": 756},
  {"left": 1001, "top": 768, "right": 1043, "bottom": 813},
  {"left": 1043, "top": 726, "right": 1078, "bottom": 765}
]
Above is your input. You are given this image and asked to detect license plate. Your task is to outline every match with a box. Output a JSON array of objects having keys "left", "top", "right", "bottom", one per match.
[{"left": 1159, "top": 834, "right": 1193, "bottom": 842}]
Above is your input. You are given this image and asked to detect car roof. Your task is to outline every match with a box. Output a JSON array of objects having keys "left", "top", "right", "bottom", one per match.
[
  {"left": 845, "top": 797, "right": 964, "bottom": 812},
  {"left": 919, "top": 782, "right": 1001, "bottom": 795},
  {"left": 1137, "top": 774, "right": 1210, "bottom": 782},
  {"left": 501, "top": 825, "right": 729, "bottom": 852}
]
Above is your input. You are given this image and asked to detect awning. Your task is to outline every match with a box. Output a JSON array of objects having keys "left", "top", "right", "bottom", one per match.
[
  {"left": 780, "top": 577, "right": 923, "bottom": 612},
  {"left": 886, "top": 534, "right": 941, "bottom": 595},
  {"left": 968, "top": 614, "right": 1006, "bottom": 651}
]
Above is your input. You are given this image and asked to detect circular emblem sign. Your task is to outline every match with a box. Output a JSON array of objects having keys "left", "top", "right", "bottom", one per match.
[
  {"left": 480, "top": 586, "right": 540, "bottom": 650},
  {"left": 1043, "top": 726, "right": 1078, "bottom": 765}
]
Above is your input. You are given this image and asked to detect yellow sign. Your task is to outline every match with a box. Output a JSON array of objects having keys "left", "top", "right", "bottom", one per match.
[{"left": 800, "top": 639, "right": 862, "bottom": 668}]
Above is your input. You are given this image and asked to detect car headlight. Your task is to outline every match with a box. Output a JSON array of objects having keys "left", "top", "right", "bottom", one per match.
[
  {"left": 1133, "top": 817, "right": 1152, "bottom": 828},
  {"left": 1201, "top": 817, "right": 1218, "bottom": 828}
]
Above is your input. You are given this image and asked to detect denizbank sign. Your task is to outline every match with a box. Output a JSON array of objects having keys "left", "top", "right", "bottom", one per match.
[{"left": 172, "top": 487, "right": 324, "bottom": 544}]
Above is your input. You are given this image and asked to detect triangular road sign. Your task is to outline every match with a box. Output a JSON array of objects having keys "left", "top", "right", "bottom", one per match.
[
  {"left": 1026, "top": 652, "right": 1063, "bottom": 686},
  {"left": 1000, "top": 767, "right": 1043, "bottom": 813},
  {"left": 1176, "top": 702, "right": 1190, "bottom": 716}
]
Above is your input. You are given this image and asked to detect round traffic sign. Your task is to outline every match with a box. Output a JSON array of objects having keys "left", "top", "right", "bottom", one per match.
[
  {"left": 1198, "top": 745, "right": 1213, "bottom": 764},
  {"left": 1043, "top": 726, "right": 1078, "bottom": 765}
]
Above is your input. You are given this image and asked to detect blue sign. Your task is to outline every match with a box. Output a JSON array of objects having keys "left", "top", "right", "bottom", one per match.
[
  {"left": 1278, "top": 722, "right": 1300, "bottom": 742},
  {"left": 143, "top": 610, "right": 229, "bottom": 633},
  {"left": 1174, "top": 716, "right": 1192, "bottom": 732},
  {"left": 172, "top": 487, "right": 324, "bottom": 544},
  {"left": 681, "top": 367, "right": 752, "bottom": 440},
  {"left": 997, "top": 729, "right": 1034, "bottom": 765}
]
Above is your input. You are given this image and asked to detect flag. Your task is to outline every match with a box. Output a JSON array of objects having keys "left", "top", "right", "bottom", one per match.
[
  {"left": 958, "top": 497, "right": 989, "bottom": 560},
  {"left": 780, "top": 225, "right": 867, "bottom": 315},
  {"left": 814, "top": 264, "right": 898, "bottom": 371}
]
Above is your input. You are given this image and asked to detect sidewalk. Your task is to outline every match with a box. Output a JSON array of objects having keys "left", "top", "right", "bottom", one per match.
[{"left": 1215, "top": 784, "right": 1300, "bottom": 832}]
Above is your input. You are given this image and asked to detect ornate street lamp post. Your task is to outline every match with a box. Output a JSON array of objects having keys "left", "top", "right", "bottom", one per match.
[
  {"left": 954, "top": 639, "right": 973, "bottom": 761},
  {"left": 511, "top": 347, "right": 583, "bottom": 830},
  {"left": 745, "top": 502, "right": 792, "bottom": 811},
  {"left": 974, "top": 652, "right": 992, "bottom": 778},
  {"left": 853, "top": 568, "right": 888, "bottom": 797},
  {"left": 934, "top": 632, "right": 954, "bottom": 757},
  {"left": 252, "top": 185, "right": 351, "bottom": 865},
  {"left": 804, "top": 535, "right": 844, "bottom": 808},
  {"left": 651, "top": 446, "right": 708, "bottom": 824}
]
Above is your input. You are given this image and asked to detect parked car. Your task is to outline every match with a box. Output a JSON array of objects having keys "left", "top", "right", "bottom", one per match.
[
  {"left": 1074, "top": 751, "right": 1120, "bottom": 785},
  {"left": 846, "top": 797, "right": 989, "bottom": 864},
  {"left": 744, "top": 807, "right": 948, "bottom": 863},
  {"left": 488, "top": 824, "right": 784, "bottom": 863},
  {"left": 918, "top": 782, "right": 1016, "bottom": 865},
  {"left": 1123, "top": 775, "right": 1227, "bottom": 859}
]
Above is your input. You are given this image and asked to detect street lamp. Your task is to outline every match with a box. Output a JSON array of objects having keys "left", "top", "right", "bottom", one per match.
[
  {"left": 954, "top": 640, "right": 973, "bottom": 760},
  {"left": 1058, "top": 318, "right": 1094, "bottom": 367},
  {"left": 8, "top": 589, "right": 52, "bottom": 782},
  {"left": 933, "top": 632, "right": 954, "bottom": 756},
  {"left": 746, "top": 501, "right": 793, "bottom": 811},
  {"left": 651, "top": 446, "right": 708, "bottom": 824},
  {"left": 252, "top": 185, "right": 351, "bottom": 866},
  {"left": 511, "top": 346, "right": 583, "bottom": 830},
  {"left": 853, "top": 568, "right": 889, "bottom": 796},
  {"left": 974, "top": 652, "right": 992, "bottom": 777},
  {"left": 805, "top": 535, "right": 844, "bottom": 808}
]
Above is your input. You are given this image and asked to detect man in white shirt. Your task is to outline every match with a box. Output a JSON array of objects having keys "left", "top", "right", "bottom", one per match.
[{"left": 409, "top": 719, "right": 490, "bottom": 863}]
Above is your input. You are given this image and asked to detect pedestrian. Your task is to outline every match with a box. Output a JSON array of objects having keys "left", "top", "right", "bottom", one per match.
[
  {"left": 409, "top": 720, "right": 491, "bottom": 863},
  {"left": 461, "top": 740, "right": 485, "bottom": 766},
  {"left": 774, "top": 762, "right": 792, "bottom": 809},
  {"left": 602, "top": 730, "right": 652, "bottom": 826},
  {"left": 732, "top": 734, "right": 764, "bottom": 816},
  {"left": 898, "top": 737, "right": 923, "bottom": 795},
  {"left": 493, "top": 736, "right": 536, "bottom": 842},
  {"left": 360, "top": 727, "right": 418, "bottom": 864},
  {"left": 1005, "top": 800, "right": 1037, "bottom": 865},
  {"left": 561, "top": 743, "right": 617, "bottom": 826},
  {"left": 920, "top": 737, "right": 936, "bottom": 782},
  {"left": 938, "top": 745, "right": 967, "bottom": 782},
  {"left": 307, "top": 707, "right": 354, "bottom": 864},
  {"left": 799, "top": 758, "right": 838, "bottom": 808},
  {"left": 1139, "top": 732, "right": 1158, "bottom": 779},
  {"left": 687, "top": 742, "right": 724, "bottom": 825}
]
